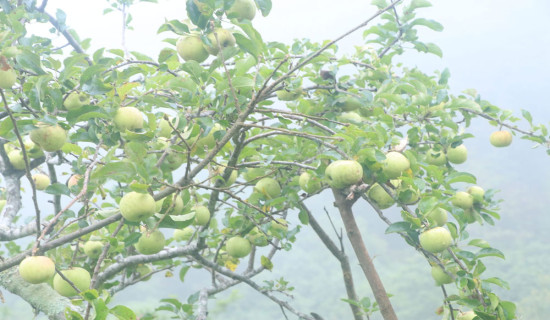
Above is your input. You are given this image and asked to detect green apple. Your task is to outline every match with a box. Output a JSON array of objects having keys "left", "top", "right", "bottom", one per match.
[
  {"left": 136, "top": 264, "right": 152, "bottom": 281},
  {"left": 194, "top": 123, "right": 223, "bottom": 154},
  {"left": 32, "top": 173, "right": 50, "bottom": 190},
  {"left": 337, "top": 111, "right": 364, "bottom": 124},
  {"left": 336, "top": 96, "right": 362, "bottom": 111},
  {"left": 243, "top": 167, "right": 267, "bottom": 182},
  {"left": 2, "top": 46, "right": 20, "bottom": 58},
  {"left": 176, "top": 35, "right": 209, "bottom": 63},
  {"left": 0, "top": 65, "right": 16, "bottom": 89},
  {"left": 113, "top": 107, "right": 144, "bottom": 131},
  {"left": 158, "top": 118, "right": 173, "bottom": 138},
  {"left": 53, "top": 267, "right": 91, "bottom": 297},
  {"left": 367, "top": 183, "right": 395, "bottom": 209},
  {"left": 426, "top": 207, "right": 448, "bottom": 227},
  {"left": 431, "top": 265, "right": 454, "bottom": 285},
  {"left": 325, "top": 160, "right": 363, "bottom": 189},
  {"left": 8, "top": 150, "right": 25, "bottom": 170},
  {"left": 299, "top": 172, "right": 322, "bottom": 194},
  {"left": 254, "top": 177, "right": 282, "bottom": 198},
  {"left": 447, "top": 144, "right": 467, "bottom": 164},
  {"left": 0, "top": 199, "right": 5, "bottom": 212},
  {"left": 226, "top": 236, "right": 252, "bottom": 258},
  {"left": 29, "top": 124, "right": 67, "bottom": 152},
  {"left": 24, "top": 139, "right": 44, "bottom": 158},
  {"left": 227, "top": 0, "right": 256, "bottom": 21},
  {"left": 119, "top": 191, "right": 156, "bottom": 222},
  {"left": 83, "top": 241, "right": 103, "bottom": 259},
  {"left": 382, "top": 152, "right": 410, "bottom": 178},
  {"left": 451, "top": 191, "right": 474, "bottom": 209},
  {"left": 276, "top": 88, "right": 302, "bottom": 101},
  {"left": 467, "top": 185, "right": 485, "bottom": 203},
  {"left": 214, "top": 166, "right": 238, "bottom": 187},
  {"left": 136, "top": 230, "right": 165, "bottom": 255},
  {"left": 246, "top": 227, "right": 269, "bottom": 247},
  {"left": 489, "top": 130, "right": 512, "bottom": 147},
  {"left": 174, "top": 227, "right": 194, "bottom": 242},
  {"left": 425, "top": 149, "right": 446, "bottom": 166},
  {"left": 206, "top": 28, "right": 236, "bottom": 55},
  {"left": 63, "top": 92, "right": 89, "bottom": 111},
  {"left": 419, "top": 227, "right": 452, "bottom": 253},
  {"left": 156, "top": 195, "right": 184, "bottom": 215},
  {"left": 18, "top": 256, "right": 55, "bottom": 284},
  {"left": 457, "top": 311, "right": 476, "bottom": 320},
  {"left": 269, "top": 218, "right": 288, "bottom": 236},
  {"left": 193, "top": 205, "right": 211, "bottom": 226}
]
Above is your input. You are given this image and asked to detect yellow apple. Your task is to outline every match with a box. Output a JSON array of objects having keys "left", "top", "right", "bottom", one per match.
[
  {"left": 489, "top": 130, "right": 512, "bottom": 147},
  {"left": 32, "top": 173, "right": 51, "bottom": 190}
]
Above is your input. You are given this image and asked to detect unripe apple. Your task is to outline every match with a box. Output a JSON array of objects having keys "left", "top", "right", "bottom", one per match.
[
  {"left": 457, "top": 311, "right": 476, "bottom": 320},
  {"left": 337, "top": 111, "right": 364, "bottom": 124},
  {"left": 174, "top": 227, "right": 194, "bottom": 242},
  {"left": 53, "top": 267, "right": 91, "bottom": 297},
  {"left": 136, "top": 230, "right": 165, "bottom": 255},
  {"left": 214, "top": 167, "right": 238, "bottom": 187},
  {"left": 29, "top": 124, "right": 67, "bottom": 152},
  {"left": 431, "top": 265, "right": 454, "bottom": 285},
  {"left": 194, "top": 123, "right": 223, "bottom": 154},
  {"left": 325, "top": 160, "right": 363, "bottom": 189},
  {"left": 24, "top": 139, "right": 44, "bottom": 158},
  {"left": 176, "top": 35, "right": 209, "bottom": 63},
  {"left": 83, "top": 240, "right": 103, "bottom": 259},
  {"left": 426, "top": 207, "right": 448, "bottom": 227},
  {"left": 419, "top": 227, "right": 452, "bottom": 253},
  {"left": 8, "top": 150, "right": 25, "bottom": 170},
  {"left": 276, "top": 88, "right": 302, "bottom": 101},
  {"left": 243, "top": 167, "right": 266, "bottom": 182},
  {"left": 226, "top": 236, "right": 252, "bottom": 258},
  {"left": 269, "top": 218, "right": 288, "bottom": 235},
  {"left": 0, "top": 199, "right": 5, "bottom": 212},
  {"left": 299, "top": 172, "right": 322, "bottom": 194},
  {"left": 367, "top": 183, "right": 395, "bottom": 209},
  {"left": 206, "top": 28, "right": 236, "bottom": 55},
  {"left": 136, "top": 264, "right": 152, "bottom": 281},
  {"left": 451, "top": 191, "right": 474, "bottom": 209},
  {"left": 18, "top": 256, "right": 55, "bottom": 284},
  {"left": 113, "top": 107, "right": 144, "bottom": 131},
  {"left": 382, "top": 152, "right": 410, "bottom": 178},
  {"left": 247, "top": 227, "right": 269, "bottom": 247},
  {"left": 447, "top": 144, "right": 468, "bottom": 164},
  {"left": 425, "top": 149, "right": 446, "bottom": 166},
  {"left": 156, "top": 195, "right": 184, "bottom": 215},
  {"left": 254, "top": 177, "right": 282, "bottom": 198},
  {"left": 2, "top": 46, "right": 20, "bottom": 58},
  {"left": 158, "top": 119, "right": 173, "bottom": 138},
  {"left": 193, "top": 205, "right": 211, "bottom": 226},
  {"left": 336, "top": 96, "right": 362, "bottom": 111},
  {"left": 119, "top": 192, "right": 156, "bottom": 222},
  {"left": 467, "top": 185, "right": 485, "bottom": 203},
  {"left": 32, "top": 173, "right": 51, "bottom": 190},
  {"left": 489, "top": 130, "right": 512, "bottom": 147},
  {"left": 63, "top": 92, "right": 89, "bottom": 111},
  {"left": 0, "top": 65, "right": 16, "bottom": 89},
  {"left": 227, "top": 0, "right": 256, "bottom": 21}
]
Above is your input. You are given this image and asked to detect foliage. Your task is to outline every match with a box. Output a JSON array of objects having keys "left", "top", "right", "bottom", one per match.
[{"left": 0, "top": 0, "right": 548, "bottom": 319}]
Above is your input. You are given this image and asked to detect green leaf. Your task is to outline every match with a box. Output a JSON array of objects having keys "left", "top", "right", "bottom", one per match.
[
  {"left": 483, "top": 277, "right": 510, "bottom": 289},
  {"left": 93, "top": 298, "right": 109, "bottom": 320},
  {"left": 298, "top": 209, "right": 309, "bottom": 225},
  {"left": 410, "top": 18, "right": 443, "bottom": 32},
  {"left": 45, "top": 183, "right": 70, "bottom": 196},
  {"left": 385, "top": 221, "right": 414, "bottom": 234},
  {"left": 92, "top": 162, "right": 137, "bottom": 181},
  {"left": 445, "top": 171, "right": 477, "bottom": 184},
  {"left": 477, "top": 247, "right": 505, "bottom": 259},
  {"left": 407, "top": 0, "right": 432, "bottom": 12},
  {"left": 109, "top": 305, "right": 137, "bottom": 320},
  {"left": 255, "top": 0, "right": 272, "bottom": 16},
  {"left": 17, "top": 50, "right": 46, "bottom": 75},
  {"left": 157, "top": 19, "right": 190, "bottom": 35},
  {"left": 66, "top": 106, "right": 110, "bottom": 125},
  {"left": 261, "top": 255, "right": 273, "bottom": 271},
  {"left": 186, "top": 0, "right": 209, "bottom": 29},
  {"left": 521, "top": 109, "right": 533, "bottom": 125},
  {"left": 371, "top": 0, "right": 388, "bottom": 9},
  {"left": 468, "top": 239, "right": 490, "bottom": 248},
  {"left": 179, "top": 266, "right": 190, "bottom": 282}
]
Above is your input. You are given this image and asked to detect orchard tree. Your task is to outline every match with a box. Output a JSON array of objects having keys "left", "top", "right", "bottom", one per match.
[{"left": 0, "top": 0, "right": 548, "bottom": 319}]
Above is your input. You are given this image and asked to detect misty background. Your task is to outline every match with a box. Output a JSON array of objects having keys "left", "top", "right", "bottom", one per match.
[{"left": 2, "top": 0, "right": 550, "bottom": 319}]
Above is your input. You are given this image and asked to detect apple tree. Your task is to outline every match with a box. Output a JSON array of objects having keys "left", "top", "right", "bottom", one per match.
[{"left": 0, "top": 0, "right": 548, "bottom": 319}]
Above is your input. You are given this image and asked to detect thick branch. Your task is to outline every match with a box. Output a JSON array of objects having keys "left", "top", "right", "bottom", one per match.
[{"left": 332, "top": 189, "right": 397, "bottom": 320}]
